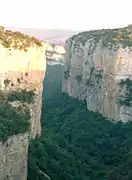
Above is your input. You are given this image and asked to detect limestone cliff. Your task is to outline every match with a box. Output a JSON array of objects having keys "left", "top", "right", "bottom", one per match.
[
  {"left": 62, "top": 26, "right": 132, "bottom": 122},
  {"left": 0, "top": 27, "right": 46, "bottom": 180}
]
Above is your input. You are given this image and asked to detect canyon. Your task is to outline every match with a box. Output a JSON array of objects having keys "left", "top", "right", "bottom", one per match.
[{"left": 0, "top": 24, "right": 132, "bottom": 180}]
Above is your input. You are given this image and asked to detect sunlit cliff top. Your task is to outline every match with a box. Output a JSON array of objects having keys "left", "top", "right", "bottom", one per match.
[
  {"left": 0, "top": 26, "right": 42, "bottom": 51},
  {"left": 69, "top": 25, "right": 132, "bottom": 49}
]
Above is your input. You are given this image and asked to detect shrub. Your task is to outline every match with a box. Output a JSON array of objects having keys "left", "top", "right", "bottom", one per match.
[
  {"left": 25, "top": 72, "right": 28, "bottom": 76},
  {"left": 2, "top": 40, "right": 10, "bottom": 48},
  {"left": 0, "top": 101, "right": 30, "bottom": 142},
  {"left": 4, "top": 79, "right": 11, "bottom": 86},
  {"left": 118, "top": 78, "right": 132, "bottom": 106},
  {"left": 0, "top": 91, "right": 6, "bottom": 101},
  {"left": 7, "top": 89, "right": 35, "bottom": 104},
  {"left": 95, "top": 70, "right": 103, "bottom": 79},
  {"left": 64, "top": 66, "right": 70, "bottom": 79},
  {"left": 0, "top": 88, "right": 36, "bottom": 141},
  {"left": 76, "top": 75, "right": 82, "bottom": 82},
  {"left": 17, "top": 78, "right": 21, "bottom": 84}
]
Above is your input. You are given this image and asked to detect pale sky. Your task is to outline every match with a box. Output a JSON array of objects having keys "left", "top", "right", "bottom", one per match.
[{"left": 0, "top": 0, "right": 131, "bottom": 30}]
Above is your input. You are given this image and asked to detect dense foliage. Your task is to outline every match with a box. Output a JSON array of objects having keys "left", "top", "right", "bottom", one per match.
[
  {"left": 28, "top": 64, "right": 132, "bottom": 180},
  {"left": 7, "top": 89, "right": 35, "bottom": 104},
  {"left": 118, "top": 78, "right": 132, "bottom": 106},
  {"left": 0, "top": 90, "right": 31, "bottom": 141}
]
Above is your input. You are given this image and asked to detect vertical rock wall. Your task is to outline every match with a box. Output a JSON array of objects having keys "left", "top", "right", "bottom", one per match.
[
  {"left": 63, "top": 28, "right": 132, "bottom": 122},
  {"left": 0, "top": 44, "right": 46, "bottom": 180}
]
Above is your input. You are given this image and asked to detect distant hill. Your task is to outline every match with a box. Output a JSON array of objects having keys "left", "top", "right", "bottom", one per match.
[{"left": 5, "top": 27, "right": 80, "bottom": 45}]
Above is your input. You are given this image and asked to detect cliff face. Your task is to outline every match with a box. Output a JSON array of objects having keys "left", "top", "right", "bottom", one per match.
[
  {"left": 0, "top": 28, "right": 46, "bottom": 180},
  {"left": 62, "top": 26, "right": 132, "bottom": 122}
]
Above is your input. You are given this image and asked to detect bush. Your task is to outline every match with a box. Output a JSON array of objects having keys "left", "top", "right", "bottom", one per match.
[
  {"left": 118, "top": 78, "right": 132, "bottom": 106},
  {"left": 4, "top": 79, "right": 11, "bottom": 86},
  {"left": 7, "top": 89, "right": 35, "bottom": 104},
  {"left": 76, "top": 75, "right": 82, "bottom": 82},
  {"left": 0, "top": 101, "right": 30, "bottom": 142},
  {"left": 0, "top": 88, "right": 35, "bottom": 141},
  {"left": 64, "top": 67, "right": 70, "bottom": 79}
]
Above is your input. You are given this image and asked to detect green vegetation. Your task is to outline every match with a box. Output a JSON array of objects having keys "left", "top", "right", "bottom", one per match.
[
  {"left": 108, "top": 151, "right": 132, "bottom": 180},
  {"left": 25, "top": 72, "right": 29, "bottom": 76},
  {"left": 94, "top": 70, "right": 103, "bottom": 84},
  {"left": 64, "top": 66, "right": 70, "bottom": 79},
  {"left": 17, "top": 78, "right": 21, "bottom": 84},
  {"left": 71, "top": 26, "right": 132, "bottom": 48},
  {"left": 0, "top": 90, "right": 32, "bottom": 142},
  {"left": 76, "top": 74, "right": 82, "bottom": 82},
  {"left": 28, "top": 64, "right": 132, "bottom": 180},
  {"left": 7, "top": 89, "right": 35, "bottom": 104},
  {"left": 118, "top": 78, "right": 132, "bottom": 106},
  {"left": 0, "top": 26, "right": 42, "bottom": 50},
  {"left": 4, "top": 79, "right": 11, "bottom": 86},
  {"left": 95, "top": 70, "right": 103, "bottom": 79}
]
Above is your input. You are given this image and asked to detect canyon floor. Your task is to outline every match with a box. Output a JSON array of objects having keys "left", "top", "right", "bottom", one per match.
[{"left": 28, "top": 64, "right": 132, "bottom": 180}]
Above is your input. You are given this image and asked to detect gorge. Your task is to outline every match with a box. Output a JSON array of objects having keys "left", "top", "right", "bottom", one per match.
[{"left": 0, "top": 24, "right": 132, "bottom": 180}]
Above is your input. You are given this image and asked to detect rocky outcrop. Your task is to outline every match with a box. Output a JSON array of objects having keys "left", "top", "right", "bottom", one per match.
[
  {"left": 62, "top": 26, "right": 132, "bottom": 122},
  {"left": 0, "top": 28, "right": 46, "bottom": 180}
]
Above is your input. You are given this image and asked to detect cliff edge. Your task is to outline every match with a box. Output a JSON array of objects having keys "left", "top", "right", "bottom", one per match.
[
  {"left": 62, "top": 26, "right": 132, "bottom": 122},
  {"left": 0, "top": 27, "right": 46, "bottom": 180}
]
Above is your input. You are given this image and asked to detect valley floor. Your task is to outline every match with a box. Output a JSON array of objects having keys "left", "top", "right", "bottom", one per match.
[{"left": 28, "top": 65, "right": 132, "bottom": 180}]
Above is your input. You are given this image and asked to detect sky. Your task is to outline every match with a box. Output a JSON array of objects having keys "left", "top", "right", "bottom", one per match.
[{"left": 0, "top": 0, "right": 131, "bottom": 30}]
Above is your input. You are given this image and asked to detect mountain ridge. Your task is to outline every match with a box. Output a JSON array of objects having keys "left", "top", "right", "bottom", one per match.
[{"left": 5, "top": 27, "right": 80, "bottom": 44}]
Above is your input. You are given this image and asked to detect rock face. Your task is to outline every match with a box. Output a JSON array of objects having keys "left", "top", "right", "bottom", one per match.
[
  {"left": 0, "top": 29, "right": 46, "bottom": 180},
  {"left": 62, "top": 26, "right": 132, "bottom": 122}
]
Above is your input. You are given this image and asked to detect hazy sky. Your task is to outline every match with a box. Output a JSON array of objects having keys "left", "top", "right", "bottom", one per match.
[{"left": 0, "top": 0, "right": 131, "bottom": 30}]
